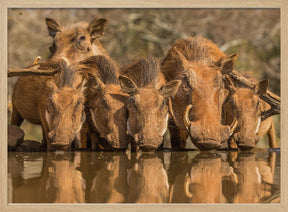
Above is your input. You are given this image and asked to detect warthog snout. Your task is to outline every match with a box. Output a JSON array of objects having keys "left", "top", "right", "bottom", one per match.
[
  {"left": 48, "top": 130, "right": 71, "bottom": 147},
  {"left": 132, "top": 133, "right": 163, "bottom": 151},
  {"left": 184, "top": 104, "right": 238, "bottom": 150},
  {"left": 233, "top": 133, "right": 258, "bottom": 150}
]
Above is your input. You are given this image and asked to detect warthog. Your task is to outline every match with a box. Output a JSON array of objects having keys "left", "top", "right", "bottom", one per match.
[
  {"left": 12, "top": 59, "right": 86, "bottom": 150},
  {"left": 222, "top": 75, "right": 277, "bottom": 149},
  {"left": 8, "top": 17, "right": 108, "bottom": 77},
  {"left": 161, "top": 36, "right": 238, "bottom": 150},
  {"left": 78, "top": 56, "right": 132, "bottom": 150},
  {"left": 10, "top": 18, "right": 110, "bottom": 150},
  {"left": 119, "top": 57, "right": 181, "bottom": 151},
  {"left": 46, "top": 17, "right": 109, "bottom": 62}
]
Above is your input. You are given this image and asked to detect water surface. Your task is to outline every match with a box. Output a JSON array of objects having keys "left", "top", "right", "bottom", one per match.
[{"left": 8, "top": 149, "right": 280, "bottom": 203}]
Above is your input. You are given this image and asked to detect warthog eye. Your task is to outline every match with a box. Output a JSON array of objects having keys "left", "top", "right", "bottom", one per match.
[
  {"left": 229, "top": 96, "right": 236, "bottom": 105},
  {"left": 78, "top": 36, "right": 86, "bottom": 42},
  {"left": 160, "top": 99, "right": 166, "bottom": 110},
  {"left": 128, "top": 97, "right": 136, "bottom": 105},
  {"left": 76, "top": 99, "right": 82, "bottom": 106},
  {"left": 102, "top": 98, "right": 109, "bottom": 108},
  {"left": 47, "top": 105, "right": 54, "bottom": 113},
  {"left": 127, "top": 97, "right": 137, "bottom": 110}
]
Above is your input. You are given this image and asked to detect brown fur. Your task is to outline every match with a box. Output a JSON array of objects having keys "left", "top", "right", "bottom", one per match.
[
  {"left": 161, "top": 36, "right": 237, "bottom": 150},
  {"left": 222, "top": 76, "right": 277, "bottom": 149},
  {"left": 121, "top": 57, "right": 165, "bottom": 89},
  {"left": 80, "top": 55, "right": 132, "bottom": 150},
  {"left": 119, "top": 58, "right": 181, "bottom": 151},
  {"left": 161, "top": 36, "right": 225, "bottom": 82},
  {"left": 46, "top": 18, "right": 109, "bottom": 63},
  {"left": 11, "top": 18, "right": 109, "bottom": 150},
  {"left": 11, "top": 60, "right": 86, "bottom": 151}
]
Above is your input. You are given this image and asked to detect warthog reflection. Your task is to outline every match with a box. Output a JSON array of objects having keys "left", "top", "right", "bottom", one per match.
[{"left": 8, "top": 150, "right": 279, "bottom": 203}]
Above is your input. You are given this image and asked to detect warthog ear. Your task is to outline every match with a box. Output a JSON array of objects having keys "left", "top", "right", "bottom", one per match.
[
  {"left": 90, "top": 76, "right": 105, "bottom": 93},
  {"left": 119, "top": 75, "right": 138, "bottom": 95},
  {"left": 161, "top": 80, "right": 182, "bottom": 98},
  {"left": 46, "top": 18, "right": 63, "bottom": 38},
  {"left": 173, "top": 47, "right": 189, "bottom": 67},
  {"left": 224, "top": 75, "right": 236, "bottom": 94},
  {"left": 255, "top": 79, "right": 268, "bottom": 96},
  {"left": 216, "top": 53, "right": 238, "bottom": 75},
  {"left": 88, "top": 18, "right": 108, "bottom": 40}
]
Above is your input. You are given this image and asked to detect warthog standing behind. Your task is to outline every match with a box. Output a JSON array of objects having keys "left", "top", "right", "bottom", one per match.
[
  {"left": 8, "top": 17, "right": 108, "bottom": 77},
  {"left": 78, "top": 56, "right": 132, "bottom": 150},
  {"left": 161, "top": 36, "right": 238, "bottom": 150},
  {"left": 222, "top": 75, "right": 277, "bottom": 149},
  {"left": 46, "top": 17, "right": 109, "bottom": 62},
  {"left": 12, "top": 59, "right": 86, "bottom": 151},
  {"left": 119, "top": 58, "right": 181, "bottom": 151}
]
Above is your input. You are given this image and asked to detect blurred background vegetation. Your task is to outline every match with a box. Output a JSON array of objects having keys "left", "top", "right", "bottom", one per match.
[{"left": 7, "top": 8, "right": 280, "bottom": 147}]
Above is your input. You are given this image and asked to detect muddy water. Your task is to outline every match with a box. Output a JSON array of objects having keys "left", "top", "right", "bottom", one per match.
[{"left": 8, "top": 149, "right": 280, "bottom": 203}]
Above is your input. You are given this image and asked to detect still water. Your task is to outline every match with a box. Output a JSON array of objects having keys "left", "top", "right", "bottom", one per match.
[{"left": 8, "top": 149, "right": 280, "bottom": 203}]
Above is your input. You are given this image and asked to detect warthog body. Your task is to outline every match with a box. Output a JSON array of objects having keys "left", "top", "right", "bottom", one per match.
[
  {"left": 161, "top": 36, "right": 238, "bottom": 150},
  {"left": 79, "top": 56, "right": 132, "bottom": 150},
  {"left": 119, "top": 58, "right": 181, "bottom": 151},
  {"left": 12, "top": 60, "right": 86, "bottom": 150},
  {"left": 222, "top": 76, "right": 277, "bottom": 149}
]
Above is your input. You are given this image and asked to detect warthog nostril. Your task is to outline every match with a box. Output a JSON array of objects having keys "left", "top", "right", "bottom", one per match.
[{"left": 137, "top": 141, "right": 144, "bottom": 146}]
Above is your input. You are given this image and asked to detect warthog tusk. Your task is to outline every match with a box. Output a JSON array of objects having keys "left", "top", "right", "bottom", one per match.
[
  {"left": 229, "top": 118, "right": 238, "bottom": 135},
  {"left": 184, "top": 174, "right": 193, "bottom": 198},
  {"left": 61, "top": 57, "right": 70, "bottom": 67},
  {"left": 33, "top": 56, "right": 41, "bottom": 65},
  {"left": 184, "top": 104, "right": 193, "bottom": 130}
]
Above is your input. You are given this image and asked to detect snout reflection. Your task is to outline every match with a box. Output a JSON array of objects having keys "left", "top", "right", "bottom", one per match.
[
  {"left": 126, "top": 153, "right": 169, "bottom": 203},
  {"left": 8, "top": 149, "right": 280, "bottom": 203}
]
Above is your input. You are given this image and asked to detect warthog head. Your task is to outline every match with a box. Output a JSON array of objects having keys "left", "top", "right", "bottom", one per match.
[
  {"left": 88, "top": 79, "right": 131, "bottom": 150},
  {"left": 119, "top": 71, "right": 181, "bottom": 151},
  {"left": 173, "top": 49, "right": 238, "bottom": 150},
  {"left": 80, "top": 55, "right": 131, "bottom": 150},
  {"left": 45, "top": 59, "right": 86, "bottom": 150},
  {"left": 222, "top": 76, "right": 269, "bottom": 149},
  {"left": 46, "top": 17, "right": 108, "bottom": 63}
]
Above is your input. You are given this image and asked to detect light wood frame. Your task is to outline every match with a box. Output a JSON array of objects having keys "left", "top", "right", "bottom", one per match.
[{"left": 0, "top": 0, "right": 287, "bottom": 211}]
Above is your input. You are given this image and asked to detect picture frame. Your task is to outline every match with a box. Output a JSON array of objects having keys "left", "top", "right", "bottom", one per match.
[{"left": 1, "top": 0, "right": 287, "bottom": 211}]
